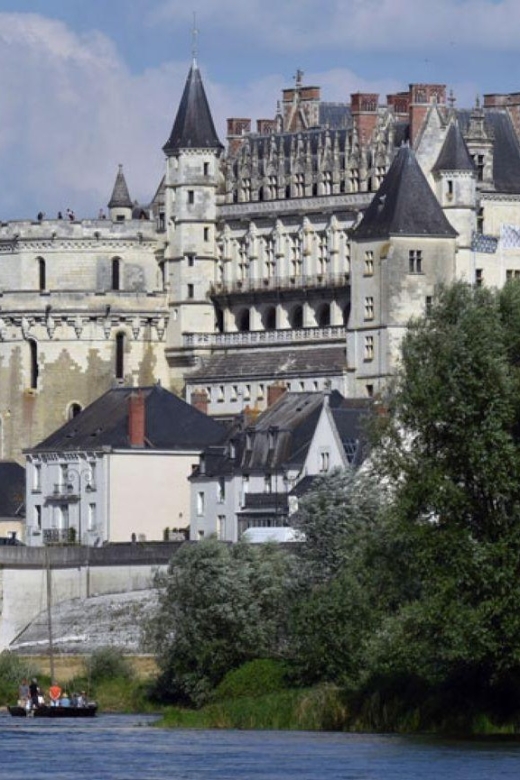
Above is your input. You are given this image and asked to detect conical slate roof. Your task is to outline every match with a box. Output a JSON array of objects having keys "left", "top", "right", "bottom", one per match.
[
  {"left": 163, "top": 62, "right": 223, "bottom": 155},
  {"left": 354, "top": 145, "right": 458, "bottom": 240},
  {"left": 108, "top": 165, "right": 132, "bottom": 209},
  {"left": 432, "top": 122, "right": 475, "bottom": 173}
]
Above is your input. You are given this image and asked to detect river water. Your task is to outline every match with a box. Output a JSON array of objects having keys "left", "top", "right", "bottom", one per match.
[{"left": 2, "top": 712, "right": 520, "bottom": 779}]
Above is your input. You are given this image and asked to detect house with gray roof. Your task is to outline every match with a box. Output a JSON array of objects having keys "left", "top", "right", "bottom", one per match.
[
  {"left": 190, "top": 388, "right": 370, "bottom": 541},
  {"left": 24, "top": 385, "right": 227, "bottom": 546}
]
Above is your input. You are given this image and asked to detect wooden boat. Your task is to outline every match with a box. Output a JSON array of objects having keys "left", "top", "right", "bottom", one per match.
[
  {"left": 8, "top": 703, "right": 98, "bottom": 718},
  {"left": 9, "top": 549, "right": 98, "bottom": 718}
]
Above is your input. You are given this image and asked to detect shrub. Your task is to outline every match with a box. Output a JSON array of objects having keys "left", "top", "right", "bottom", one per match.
[
  {"left": 211, "top": 659, "right": 290, "bottom": 702},
  {"left": 0, "top": 652, "right": 41, "bottom": 705},
  {"left": 84, "top": 647, "right": 133, "bottom": 682}
]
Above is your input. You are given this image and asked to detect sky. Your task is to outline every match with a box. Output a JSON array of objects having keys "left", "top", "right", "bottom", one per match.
[{"left": 0, "top": 0, "right": 518, "bottom": 220}]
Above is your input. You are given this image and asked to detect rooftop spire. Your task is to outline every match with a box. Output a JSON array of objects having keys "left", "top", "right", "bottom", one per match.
[
  {"left": 191, "top": 12, "right": 199, "bottom": 66},
  {"left": 108, "top": 164, "right": 132, "bottom": 209},
  {"left": 163, "top": 61, "right": 223, "bottom": 155}
]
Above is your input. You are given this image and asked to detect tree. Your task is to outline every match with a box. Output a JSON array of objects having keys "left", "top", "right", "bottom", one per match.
[
  {"left": 145, "top": 538, "right": 297, "bottom": 706},
  {"left": 367, "top": 282, "right": 520, "bottom": 718}
]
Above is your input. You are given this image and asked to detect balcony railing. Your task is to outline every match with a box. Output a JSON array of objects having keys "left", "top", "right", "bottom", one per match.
[
  {"left": 210, "top": 273, "right": 349, "bottom": 297},
  {"left": 243, "top": 493, "right": 289, "bottom": 510},
  {"left": 183, "top": 325, "right": 346, "bottom": 349},
  {"left": 43, "top": 528, "right": 77, "bottom": 545}
]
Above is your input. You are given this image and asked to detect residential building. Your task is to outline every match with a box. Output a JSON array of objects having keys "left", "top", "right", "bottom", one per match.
[
  {"left": 190, "top": 388, "right": 370, "bottom": 542},
  {"left": 24, "top": 385, "right": 226, "bottom": 545}
]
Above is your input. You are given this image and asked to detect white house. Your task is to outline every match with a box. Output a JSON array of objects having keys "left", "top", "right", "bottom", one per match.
[{"left": 24, "top": 385, "right": 226, "bottom": 545}]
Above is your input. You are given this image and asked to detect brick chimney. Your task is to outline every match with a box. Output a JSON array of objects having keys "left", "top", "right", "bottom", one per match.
[
  {"left": 351, "top": 93, "right": 380, "bottom": 142},
  {"left": 408, "top": 84, "right": 446, "bottom": 145},
  {"left": 128, "top": 391, "right": 145, "bottom": 447},
  {"left": 226, "top": 118, "right": 252, "bottom": 156},
  {"left": 267, "top": 383, "right": 287, "bottom": 407},
  {"left": 191, "top": 390, "right": 208, "bottom": 415}
]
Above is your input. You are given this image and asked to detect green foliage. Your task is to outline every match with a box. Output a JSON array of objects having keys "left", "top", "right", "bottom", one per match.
[
  {"left": 84, "top": 647, "right": 133, "bottom": 682},
  {"left": 146, "top": 538, "right": 299, "bottom": 707},
  {"left": 0, "top": 652, "right": 41, "bottom": 705},
  {"left": 211, "top": 658, "right": 290, "bottom": 701}
]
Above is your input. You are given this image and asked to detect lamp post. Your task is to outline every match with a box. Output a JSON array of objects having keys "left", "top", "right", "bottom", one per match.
[{"left": 66, "top": 466, "right": 93, "bottom": 546}]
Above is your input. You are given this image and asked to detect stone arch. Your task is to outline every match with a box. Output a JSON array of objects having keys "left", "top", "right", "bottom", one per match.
[
  {"left": 289, "top": 305, "right": 303, "bottom": 329},
  {"left": 262, "top": 306, "right": 277, "bottom": 331},
  {"left": 67, "top": 401, "right": 83, "bottom": 420},
  {"left": 316, "top": 303, "right": 331, "bottom": 327}
]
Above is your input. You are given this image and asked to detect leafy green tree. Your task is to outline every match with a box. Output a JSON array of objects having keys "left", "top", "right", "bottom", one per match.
[
  {"left": 145, "top": 538, "right": 297, "bottom": 706},
  {"left": 367, "top": 282, "right": 520, "bottom": 718}
]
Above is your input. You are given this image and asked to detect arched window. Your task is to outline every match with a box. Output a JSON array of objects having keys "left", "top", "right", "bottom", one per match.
[
  {"left": 290, "top": 305, "right": 303, "bottom": 329},
  {"left": 263, "top": 307, "right": 276, "bottom": 331},
  {"left": 317, "top": 303, "right": 331, "bottom": 327},
  {"left": 115, "top": 332, "right": 125, "bottom": 379},
  {"left": 67, "top": 402, "right": 83, "bottom": 420},
  {"left": 215, "top": 308, "right": 224, "bottom": 334},
  {"left": 29, "top": 339, "right": 38, "bottom": 389},
  {"left": 236, "top": 309, "right": 250, "bottom": 333},
  {"left": 111, "top": 258, "right": 121, "bottom": 291},
  {"left": 37, "top": 258, "right": 46, "bottom": 291}
]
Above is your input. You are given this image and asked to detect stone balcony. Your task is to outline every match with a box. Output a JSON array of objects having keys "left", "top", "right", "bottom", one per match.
[
  {"left": 183, "top": 325, "right": 346, "bottom": 349},
  {"left": 210, "top": 272, "right": 349, "bottom": 298}
]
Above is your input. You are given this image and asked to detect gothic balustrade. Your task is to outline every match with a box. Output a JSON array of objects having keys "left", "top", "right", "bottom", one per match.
[
  {"left": 183, "top": 325, "right": 346, "bottom": 349},
  {"left": 210, "top": 272, "right": 349, "bottom": 297}
]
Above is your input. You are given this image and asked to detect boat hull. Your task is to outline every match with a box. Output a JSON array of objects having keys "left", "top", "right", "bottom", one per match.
[{"left": 8, "top": 704, "right": 97, "bottom": 718}]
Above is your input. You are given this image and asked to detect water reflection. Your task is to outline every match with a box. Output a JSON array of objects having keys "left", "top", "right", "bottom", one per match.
[{"left": 2, "top": 712, "right": 520, "bottom": 779}]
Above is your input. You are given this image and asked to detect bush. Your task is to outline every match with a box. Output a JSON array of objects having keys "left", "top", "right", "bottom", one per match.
[
  {"left": 211, "top": 659, "right": 290, "bottom": 702},
  {"left": 84, "top": 648, "right": 133, "bottom": 682},
  {"left": 0, "top": 652, "right": 41, "bottom": 705}
]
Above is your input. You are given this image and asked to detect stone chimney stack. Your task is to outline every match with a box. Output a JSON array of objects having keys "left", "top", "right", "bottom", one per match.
[
  {"left": 267, "top": 384, "right": 287, "bottom": 407},
  {"left": 128, "top": 391, "right": 145, "bottom": 447}
]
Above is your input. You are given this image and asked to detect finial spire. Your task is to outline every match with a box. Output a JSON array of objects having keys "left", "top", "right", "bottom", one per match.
[{"left": 191, "top": 12, "right": 199, "bottom": 65}]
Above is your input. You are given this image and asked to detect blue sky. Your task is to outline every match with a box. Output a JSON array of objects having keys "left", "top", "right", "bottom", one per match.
[{"left": 0, "top": 0, "right": 518, "bottom": 219}]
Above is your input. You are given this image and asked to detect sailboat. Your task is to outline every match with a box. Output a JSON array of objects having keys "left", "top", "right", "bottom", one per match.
[{"left": 8, "top": 549, "right": 97, "bottom": 717}]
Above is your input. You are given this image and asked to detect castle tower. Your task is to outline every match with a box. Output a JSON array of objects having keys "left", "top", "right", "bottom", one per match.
[
  {"left": 347, "top": 145, "right": 458, "bottom": 398},
  {"left": 108, "top": 165, "right": 133, "bottom": 222},
  {"left": 432, "top": 120, "right": 476, "bottom": 257},
  {"left": 162, "top": 59, "right": 224, "bottom": 388}
]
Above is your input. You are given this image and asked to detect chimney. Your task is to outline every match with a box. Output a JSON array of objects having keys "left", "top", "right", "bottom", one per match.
[
  {"left": 191, "top": 390, "right": 208, "bottom": 415},
  {"left": 351, "top": 92, "right": 380, "bottom": 142},
  {"left": 267, "top": 383, "right": 287, "bottom": 407},
  {"left": 128, "top": 391, "right": 145, "bottom": 447}
]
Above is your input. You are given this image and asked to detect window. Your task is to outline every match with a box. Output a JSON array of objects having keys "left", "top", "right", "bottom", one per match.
[
  {"left": 409, "top": 250, "right": 422, "bottom": 273},
  {"left": 35, "top": 505, "right": 42, "bottom": 529},
  {"left": 187, "top": 284, "right": 194, "bottom": 299},
  {"left": 68, "top": 402, "right": 82, "bottom": 420},
  {"left": 364, "top": 296, "right": 374, "bottom": 320},
  {"left": 115, "top": 332, "right": 125, "bottom": 379},
  {"left": 364, "top": 335, "right": 374, "bottom": 361},
  {"left": 29, "top": 339, "right": 38, "bottom": 389},
  {"left": 243, "top": 384, "right": 251, "bottom": 401},
  {"left": 366, "top": 384, "right": 374, "bottom": 398},
  {"left": 319, "top": 450, "right": 330, "bottom": 473},
  {"left": 37, "top": 258, "right": 46, "bottom": 291},
  {"left": 475, "top": 154, "right": 485, "bottom": 182},
  {"left": 203, "top": 227, "right": 210, "bottom": 242},
  {"left": 111, "top": 258, "right": 121, "bottom": 291},
  {"left": 447, "top": 179, "right": 454, "bottom": 198},
  {"left": 33, "top": 464, "right": 41, "bottom": 492},
  {"left": 264, "top": 474, "right": 272, "bottom": 493},
  {"left": 230, "top": 385, "right": 238, "bottom": 401},
  {"left": 188, "top": 190, "right": 195, "bottom": 204},
  {"left": 186, "top": 254, "right": 195, "bottom": 267},
  {"left": 364, "top": 251, "right": 374, "bottom": 276},
  {"left": 425, "top": 296, "right": 433, "bottom": 315},
  {"left": 196, "top": 491, "right": 205, "bottom": 516},
  {"left": 203, "top": 162, "right": 209, "bottom": 176},
  {"left": 475, "top": 268, "right": 483, "bottom": 287},
  {"left": 506, "top": 269, "right": 520, "bottom": 281},
  {"left": 88, "top": 503, "right": 96, "bottom": 532},
  {"left": 217, "top": 515, "right": 226, "bottom": 540},
  {"left": 217, "top": 385, "right": 224, "bottom": 403},
  {"left": 217, "top": 478, "right": 225, "bottom": 503}
]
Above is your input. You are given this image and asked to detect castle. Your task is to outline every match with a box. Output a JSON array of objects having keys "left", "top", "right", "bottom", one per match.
[{"left": 2, "top": 58, "right": 520, "bottom": 463}]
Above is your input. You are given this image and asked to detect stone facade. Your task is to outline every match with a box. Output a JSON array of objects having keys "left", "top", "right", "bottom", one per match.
[{"left": 2, "top": 63, "right": 520, "bottom": 461}]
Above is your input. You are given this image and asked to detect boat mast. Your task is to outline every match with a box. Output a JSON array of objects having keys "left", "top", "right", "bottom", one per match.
[{"left": 45, "top": 548, "right": 55, "bottom": 682}]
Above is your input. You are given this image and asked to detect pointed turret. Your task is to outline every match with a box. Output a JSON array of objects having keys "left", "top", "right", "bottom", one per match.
[
  {"left": 432, "top": 122, "right": 474, "bottom": 173},
  {"left": 108, "top": 164, "right": 133, "bottom": 222},
  {"left": 163, "top": 62, "right": 223, "bottom": 155},
  {"left": 354, "top": 145, "right": 457, "bottom": 240}
]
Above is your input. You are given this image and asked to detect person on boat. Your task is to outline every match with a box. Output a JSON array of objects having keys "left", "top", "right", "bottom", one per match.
[
  {"left": 60, "top": 691, "right": 70, "bottom": 707},
  {"left": 49, "top": 681, "right": 62, "bottom": 707},
  {"left": 18, "top": 678, "right": 29, "bottom": 706},
  {"left": 29, "top": 678, "right": 40, "bottom": 708},
  {"left": 76, "top": 691, "right": 86, "bottom": 707}
]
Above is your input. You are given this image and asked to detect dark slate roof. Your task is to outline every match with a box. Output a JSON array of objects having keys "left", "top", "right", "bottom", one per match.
[
  {"left": 457, "top": 109, "right": 520, "bottom": 194},
  {"left": 108, "top": 165, "right": 132, "bottom": 209},
  {"left": 189, "top": 346, "right": 346, "bottom": 381},
  {"left": 163, "top": 62, "right": 223, "bottom": 155},
  {"left": 330, "top": 406, "right": 370, "bottom": 466},
  {"left": 29, "top": 386, "right": 227, "bottom": 453},
  {"left": 319, "top": 103, "right": 352, "bottom": 130},
  {"left": 0, "top": 462, "right": 25, "bottom": 518},
  {"left": 353, "top": 145, "right": 458, "bottom": 240},
  {"left": 432, "top": 122, "right": 475, "bottom": 173}
]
